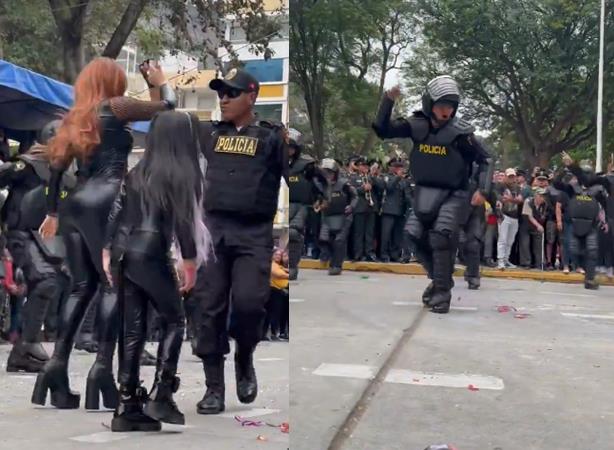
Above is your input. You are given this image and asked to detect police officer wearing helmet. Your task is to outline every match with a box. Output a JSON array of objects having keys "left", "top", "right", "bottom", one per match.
[
  {"left": 288, "top": 128, "right": 326, "bottom": 280},
  {"left": 556, "top": 152, "right": 609, "bottom": 289},
  {"left": 373, "top": 76, "right": 493, "bottom": 313},
  {"left": 3, "top": 120, "right": 74, "bottom": 372},
  {"left": 192, "top": 68, "right": 288, "bottom": 414},
  {"left": 318, "top": 158, "right": 357, "bottom": 275}
]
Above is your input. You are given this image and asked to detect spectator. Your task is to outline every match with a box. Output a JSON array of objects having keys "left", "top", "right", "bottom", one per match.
[
  {"left": 265, "top": 249, "right": 289, "bottom": 341},
  {"left": 496, "top": 168, "right": 524, "bottom": 270},
  {"left": 522, "top": 187, "right": 549, "bottom": 269}
]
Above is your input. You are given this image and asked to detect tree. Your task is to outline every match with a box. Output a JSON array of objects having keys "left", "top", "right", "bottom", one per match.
[
  {"left": 406, "top": 0, "right": 614, "bottom": 167},
  {"left": 290, "top": 0, "right": 338, "bottom": 159}
]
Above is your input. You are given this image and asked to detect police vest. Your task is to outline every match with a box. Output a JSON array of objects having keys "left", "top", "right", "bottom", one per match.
[
  {"left": 201, "top": 121, "right": 283, "bottom": 220},
  {"left": 408, "top": 115, "right": 473, "bottom": 190},
  {"left": 324, "top": 178, "right": 350, "bottom": 216},
  {"left": 289, "top": 155, "right": 315, "bottom": 205},
  {"left": 568, "top": 187, "right": 601, "bottom": 221}
]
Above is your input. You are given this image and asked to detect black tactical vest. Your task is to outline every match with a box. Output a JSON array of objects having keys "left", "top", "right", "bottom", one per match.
[
  {"left": 324, "top": 178, "right": 350, "bottom": 216},
  {"left": 568, "top": 185, "right": 601, "bottom": 236},
  {"left": 289, "top": 155, "right": 315, "bottom": 205},
  {"left": 408, "top": 115, "right": 473, "bottom": 190},
  {"left": 200, "top": 121, "right": 283, "bottom": 221}
]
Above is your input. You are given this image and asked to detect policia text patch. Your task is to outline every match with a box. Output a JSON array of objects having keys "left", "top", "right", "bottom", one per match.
[{"left": 214, "top": 136, "right": 259, "bottom": 156}]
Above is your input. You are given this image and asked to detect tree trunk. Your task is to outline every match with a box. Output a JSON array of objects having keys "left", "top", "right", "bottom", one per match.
[
  {"left": 101, "top": 0, "right": 149, "bottom": 59},
  {"left": 62, "top": 36, "right": 84, "bottom": 83}
]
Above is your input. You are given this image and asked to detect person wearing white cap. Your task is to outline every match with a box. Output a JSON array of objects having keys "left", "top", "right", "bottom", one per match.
[{"left": 495, "top": 168, "right": 524, "bottom": 269}]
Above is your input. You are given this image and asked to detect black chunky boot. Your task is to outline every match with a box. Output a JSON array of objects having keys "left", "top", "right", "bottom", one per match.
[
  {"left": 197, "top": 357, "right": 225, "bottom": 414},
  {"left": 235, "top": 346, "right": 257, "bottom": 404},
  {"left": 31, "top": 356, "right": 80, "bottom": 408},
  {"left": 428, "top": 289, "right": 452, "bottom": 314},
  {"left": 111, "top": 385, "right": 161, "bottom": 432},
  {"left": 85, "top": 341, "right": 119, "bottom": 410},
  {"left": 585, "top": 279, "right": 599, "bottom": 290},
  {"left": 7, "top": 341, "right": 49, "bottom": 373},
  {"left": 144, "top": 376, "right": 184, "bottom": 424}
]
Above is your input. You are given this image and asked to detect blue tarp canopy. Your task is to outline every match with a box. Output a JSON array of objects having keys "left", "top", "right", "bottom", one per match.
[{"left": 0, "top": 59, "right": 149, "bottom": 143}]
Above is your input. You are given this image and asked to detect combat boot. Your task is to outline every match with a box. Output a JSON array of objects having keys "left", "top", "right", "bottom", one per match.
[
  {"left": 585, "top": 279, "right": 599, "bottom": 290},
  {"left": 111, "top": 385, "right": 161, "bottom": 432},
  {"left": 466, "top": 277, "right": 480, "bottom": 290},
  {"left": 144, "top": 376, "right": 184, "bottom": 424},
  {"left": 235, "top": 346, "right": 258, "bottom": 404},
  {"left": 7, "top": 341, "right": 49, "bottom": 373},
  {"left": 328, "top": 267, "right": 342, "bottom": 276},
  {"left": 421, "top": 282, "right": 435, "bottom": 306},
  {"left": 289, "top": 268, "right": 298, "bottom": 281},
  {"left": 428, "top": 289, "right": 452, "bottom": 314},
  {"left": 197, "top": 356, "right": 225, "bottom": 414}
]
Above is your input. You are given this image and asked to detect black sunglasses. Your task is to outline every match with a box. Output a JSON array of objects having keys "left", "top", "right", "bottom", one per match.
[{"left": 217, "top": 87, "right": 245, "bottom": 99}]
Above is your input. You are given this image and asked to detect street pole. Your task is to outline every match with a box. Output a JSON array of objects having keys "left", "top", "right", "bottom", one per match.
[{"left": 596, "top": 0, "right": 605, "bottom": 172}]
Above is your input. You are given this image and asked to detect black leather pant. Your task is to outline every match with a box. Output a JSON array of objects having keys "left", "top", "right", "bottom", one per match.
[
  {"left": 117, "top": 256, "right": 185, "bottom": 388},
  {"left": 459, "top": 205, "right": 485, "bottom": 279},
  {"left": 570, "top": 229, "right": 599, "bottom": 281},
  {"left": 50, "top": 231, "right": 117, "bottom": 361}
]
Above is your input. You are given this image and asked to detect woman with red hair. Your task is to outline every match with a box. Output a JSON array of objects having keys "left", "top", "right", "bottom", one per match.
[{"left": 32, "top": 57, "right": 176, "bottom": 411}]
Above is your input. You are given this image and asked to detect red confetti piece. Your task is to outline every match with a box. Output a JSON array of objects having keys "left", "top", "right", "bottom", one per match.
[
  {"left": 235, "top": 416, "right": 264, "bottom": 427},
  {"left": 280, "top": 422, "right": 289, "bottom": 433},
  {"left": 468, "top": 384, "right": 480, "bottom": 391},
  {"left": 497, "top": 305, "right": 517, "bottom": 313},
  {"left": 514, "top": 313, "right": 530, "bottom": 319}
]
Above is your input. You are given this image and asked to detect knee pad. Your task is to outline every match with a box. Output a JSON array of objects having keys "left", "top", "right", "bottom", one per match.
[{"left": 429, "top": 230, "right": 451, "bottom": 251}]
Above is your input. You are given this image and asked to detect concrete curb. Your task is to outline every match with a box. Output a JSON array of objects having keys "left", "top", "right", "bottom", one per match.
[{"left": 298, "top": 259, "right": 614, "bottom": 286}]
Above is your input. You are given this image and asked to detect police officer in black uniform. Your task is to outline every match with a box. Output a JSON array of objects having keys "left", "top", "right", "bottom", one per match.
[
  {"left": 192, "top": 68, "right": 288, "bottom": 415},
  {"left": 556, "top": 153, "right": 608, "bottom": 289},
  {"left": 288, "top": 128, "right": 325, "bottom": 280},
  {"left": 373, "top": 76, "right": 493, "bottom": 313},
  {"left": 349, "top": 157, "right": 378, "bottom": 262},
  {"left": 318, "top": 158, "right": 357, "bottom": 275},
  {"left": 2, "top": 121, "right": 73, "bottom": 372},
  {"left": 458, "top": 162, "right": 490, "bottom": 290},
  {"left": 378, "top": 158, "right": 407, "bottom": 263}
]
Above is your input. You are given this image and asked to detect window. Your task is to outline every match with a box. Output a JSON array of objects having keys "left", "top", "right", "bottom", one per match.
[
  {"left": 243, "top": 58, "right": 284, "bottom": 83},
  {"left": 254, "top": 103, "right": 283, "bottom": 122}
]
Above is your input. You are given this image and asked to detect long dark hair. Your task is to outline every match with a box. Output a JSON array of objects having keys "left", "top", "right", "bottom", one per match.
[{"left": 132, "top": 110, "right": 210, "bottom": 263}]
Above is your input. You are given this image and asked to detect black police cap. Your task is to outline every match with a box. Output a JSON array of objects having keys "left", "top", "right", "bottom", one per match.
[{"left": 209, "top": 68, "right": 260, "bottom": 93}]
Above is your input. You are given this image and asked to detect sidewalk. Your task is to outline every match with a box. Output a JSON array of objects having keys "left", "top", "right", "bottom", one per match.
[{"left": 298, "top": 259, "right": 614, "bottom": 286}]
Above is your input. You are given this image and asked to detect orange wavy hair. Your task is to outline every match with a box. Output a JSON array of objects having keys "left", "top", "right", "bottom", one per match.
[{"left": 49, "top": 57, "right": 127, "bottom": 167}]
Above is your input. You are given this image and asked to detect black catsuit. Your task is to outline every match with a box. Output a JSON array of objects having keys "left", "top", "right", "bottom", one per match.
[
  {"left": 32, "top": 96, "right": 173, "bottom": 410},
  {"left": 104, "top": 170, "right": 195, "bottom": 392}
]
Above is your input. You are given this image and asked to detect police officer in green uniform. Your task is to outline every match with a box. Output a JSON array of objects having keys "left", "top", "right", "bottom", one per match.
[
  {"left": 318, "top": 158, "right": 357, "bottom": 275},
  {"left": 349, "top": 157, "right": 378, "bottom": 262},
  {"left": 192, "top": 68, "right": 288, "bottom": 414},
  {"left": 2, "top": 121, "right": 73, "bottom": 372},
  {"left": 288, "top": 128, "right": 326, "bottom": 280}
]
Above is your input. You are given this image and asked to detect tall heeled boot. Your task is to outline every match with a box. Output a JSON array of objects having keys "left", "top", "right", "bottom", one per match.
[
  {"left": 196, "top": 356, "right": 225, "bottom": 414},
  {"left": 111, "top": 385, "right": 161, "bottom": 432},
  {"left": 85, "top": 340, "right": 119, "bottom": 409},
  {"left": 31, "top": 342, "right": 80, "bottom": 409}
]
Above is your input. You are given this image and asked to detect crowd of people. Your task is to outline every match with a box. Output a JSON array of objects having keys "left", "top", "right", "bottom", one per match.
[{"left": 0, "top": 57, "right": 288, "bottom": 432}]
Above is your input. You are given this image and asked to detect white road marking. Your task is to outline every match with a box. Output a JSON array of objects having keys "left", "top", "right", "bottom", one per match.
[
  {"left": 385, "top": 369, "right": 505, "bottom": 390},
  {"left": 290, "top": 298, "right": 305, "bottom": 303},
  {"left": 561, "top": 312, "right": 614, "bottom": 320},
  {"left": 70, "top": 432, "right": 129, "bottom": 443},
  {"left": 312, "top": 363, "right": 504, "bottom": 390},
  {"left": 258, "top": 358, "right": 284, "bottom": 362},
  {"left": 391, "top": 301, "right": 477, "bottom": 311},
  {"left": 312, "top": 363, "right": 376, "bottom": 380},
  {"left": 541, "top": 291, "right": 596, "bottom": 298},
  {"left": 219, "top": 408, "right": 281, "bottom": 418}
]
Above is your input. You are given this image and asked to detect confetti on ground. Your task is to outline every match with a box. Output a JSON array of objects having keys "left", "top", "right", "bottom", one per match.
[
  {"left": 514, "top": 313, "right": 531, "bottom": 319},
  {"left": 467, "top": 384, "right": 480, "bottom": 392},
  {"left": 497, "top": 305, "right": 517, "bottom": 313},
  {"left": 257, "top": 435, "right": 268, "bottom": 441}
]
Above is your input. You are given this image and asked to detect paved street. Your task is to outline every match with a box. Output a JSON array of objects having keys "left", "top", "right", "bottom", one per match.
[
  {"left": 0, "top": 341, "right": 289, "bottom": 450},
  {"left": 291, "top": 269, "right": 614, "bottom": 450}
]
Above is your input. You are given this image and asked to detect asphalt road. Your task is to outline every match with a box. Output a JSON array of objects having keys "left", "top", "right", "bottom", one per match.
[
  {"left": 0, "top": 341, "right": 289, "bottom": 450},
  {"left": 291, "top": 269, "right": 614, "bottom": 450}
]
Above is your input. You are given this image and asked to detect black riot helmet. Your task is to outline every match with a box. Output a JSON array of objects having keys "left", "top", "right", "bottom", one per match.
[
  {"left": 288, "top": 128, "right": 303, "bottom": 162},
  {"left": 36, "top": 119, "right": 62, "bottom": 145},
  {"left": 421, "top": 75, "right": 461, "bottom": 119}
]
